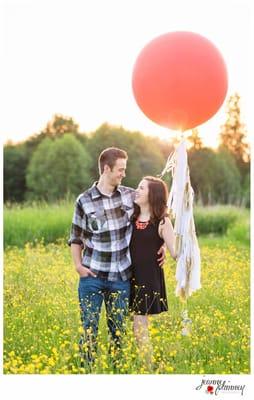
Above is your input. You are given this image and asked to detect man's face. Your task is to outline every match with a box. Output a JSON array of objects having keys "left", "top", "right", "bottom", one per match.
[{"left": 105, "top": 158, "right": 127, "bottom": 186}]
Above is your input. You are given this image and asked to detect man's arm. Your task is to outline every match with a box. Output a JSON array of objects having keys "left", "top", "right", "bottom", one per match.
[
  {"left": 157, "top": 243, "right": 166, "bottom": 267},
  {"left": 70, "top": 243, "right": 96, "bottom": 278},
  {"left": 68, "top": 196, "right": 96, "bottom": 278}
]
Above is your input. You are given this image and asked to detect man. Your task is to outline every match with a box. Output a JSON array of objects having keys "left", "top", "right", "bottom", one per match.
[{"left": 68, "top": 147, "right": 165, "bottom": 367}]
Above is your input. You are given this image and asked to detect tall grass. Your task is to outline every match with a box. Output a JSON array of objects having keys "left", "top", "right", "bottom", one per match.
[
  {"left": 4, "top": 200, "right": 74, "bottom": 248},
  {"left": 4, "top": 202, "right": 250, "bottom": 248},
  {"left": 195, "top": 205, "right": 250, "bottom": 246}
]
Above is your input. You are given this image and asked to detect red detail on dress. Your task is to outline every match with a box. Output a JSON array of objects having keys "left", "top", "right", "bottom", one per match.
[{"left": 135, "top": 219, "right": 150, "bottom": 230}]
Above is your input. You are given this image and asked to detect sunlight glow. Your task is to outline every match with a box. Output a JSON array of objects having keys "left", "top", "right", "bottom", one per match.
[{"left": 1, "top": 0, "right": 253, "bottom": 148}]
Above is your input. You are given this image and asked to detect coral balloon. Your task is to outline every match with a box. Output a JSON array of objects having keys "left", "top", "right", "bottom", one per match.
[{"left": 132, "top": 31, "right": 228, "bottom": 131}]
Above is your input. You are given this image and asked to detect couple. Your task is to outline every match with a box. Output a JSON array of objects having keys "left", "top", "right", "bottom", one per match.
[{"left": 68, "top": 147, "right": 176, "bottom": 369}]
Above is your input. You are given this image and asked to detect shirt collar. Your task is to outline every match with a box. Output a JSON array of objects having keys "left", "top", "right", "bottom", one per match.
[{"left": 91, "top": 182, "right": 122, "bottom": 199}]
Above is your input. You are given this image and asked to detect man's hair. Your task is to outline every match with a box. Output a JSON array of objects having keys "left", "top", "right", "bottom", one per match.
[{"left": 98, "top": 147, "right": 128, "bottom": 175}]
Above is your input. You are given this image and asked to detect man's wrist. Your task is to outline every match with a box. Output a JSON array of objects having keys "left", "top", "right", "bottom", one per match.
[{"left": 76, "top": 264, "right": 84, "bottom": 272}]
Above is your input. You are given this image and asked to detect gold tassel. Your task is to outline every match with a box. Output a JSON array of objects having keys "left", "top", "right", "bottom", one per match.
[
  {"left": 175, "top": 234, "right": 183, "bottom": 257},
  {"left": 184, "top": 258, "right": 192, "bottom": 298}
]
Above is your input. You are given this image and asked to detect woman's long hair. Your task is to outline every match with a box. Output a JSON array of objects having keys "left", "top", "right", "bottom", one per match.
[{"left": 133, "top": 176, "right": 169, "bottom": 224}]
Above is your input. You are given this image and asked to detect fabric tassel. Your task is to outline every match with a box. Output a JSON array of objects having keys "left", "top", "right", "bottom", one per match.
[{"left": 159, "top": 139, "right": 201, "bottom": 300}]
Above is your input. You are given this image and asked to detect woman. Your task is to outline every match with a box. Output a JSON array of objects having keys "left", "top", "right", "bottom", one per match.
[{"left": 129, "top": 176, "right": 176, "bottom": 366}]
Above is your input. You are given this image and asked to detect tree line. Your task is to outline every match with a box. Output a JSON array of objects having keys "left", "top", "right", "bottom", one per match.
[{"left": 4, "top": 93, "right": 250, "bottom": 207}]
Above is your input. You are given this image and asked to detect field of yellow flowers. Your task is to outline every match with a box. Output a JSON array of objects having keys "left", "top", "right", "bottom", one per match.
[{"left": 4, "top": 238, "right": 250, "bottom": 374}]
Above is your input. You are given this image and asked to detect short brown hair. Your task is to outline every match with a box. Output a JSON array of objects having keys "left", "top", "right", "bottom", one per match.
[
  {"left": 98, "top": 147, "right": 128, "bottom": 175},
  {"left": 134, "top": 176, "right": 169, "bottom": 223}
]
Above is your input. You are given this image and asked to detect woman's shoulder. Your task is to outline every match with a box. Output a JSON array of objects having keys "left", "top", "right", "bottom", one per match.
[
  {"left": 158, "top": 216, "right": 173, "bottom": 236},
  {"left": 158, "top": 216, "right": 172, "bottom": 226}
]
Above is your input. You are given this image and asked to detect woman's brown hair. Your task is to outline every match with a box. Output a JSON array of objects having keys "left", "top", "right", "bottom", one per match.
[{"left": 133, "top": 176, "right": 169, "bottom": 223}]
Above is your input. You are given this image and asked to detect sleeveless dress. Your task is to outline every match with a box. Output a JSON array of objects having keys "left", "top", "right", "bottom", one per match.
[{"left": 129, "top": 218, "right": 168, "bottom": 315}]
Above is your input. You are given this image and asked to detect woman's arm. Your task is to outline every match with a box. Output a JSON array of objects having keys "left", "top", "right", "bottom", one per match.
[{"left": 159, "top": 217, "right": 177, "bottom": 260}]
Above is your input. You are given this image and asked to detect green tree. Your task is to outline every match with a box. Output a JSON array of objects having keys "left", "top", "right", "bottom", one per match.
[
  {"left": 241, "top": 172, "right": 250, "bottom": 208},
  {"left": 188, "top": 147, "right": 241, "bottom": 205},
  {"left": 213, "top": 148, "right": 241, "bottom": 204},
  {"left": 219, "top": 93, "right": 250, "bottom": 180},
  {"left": 86, "top": 123, "right": 165, "bottom": 188},
  {"left": 4, "top": 144, "right": 28, "bottom": 202},
  {"left": 188, "top": 147, "right": 217, "bottom": 205},
  {"left": 42, "top": 114, "right": 80, "bottom": 138},
  {"left": 25, "top": 114, "right": 88, "bottom": 155},
  {"left": 26, "top": 134, "right": 92, "bottom": 201}
]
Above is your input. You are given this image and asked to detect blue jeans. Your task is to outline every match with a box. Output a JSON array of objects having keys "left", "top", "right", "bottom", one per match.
[{"left": 78, "top": 276, "right": 130, "bottom": 364}]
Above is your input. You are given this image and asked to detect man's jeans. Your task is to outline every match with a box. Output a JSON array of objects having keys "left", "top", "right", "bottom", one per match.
[{"left": 78, "top": 276, "right": 130, "bottom": 364}]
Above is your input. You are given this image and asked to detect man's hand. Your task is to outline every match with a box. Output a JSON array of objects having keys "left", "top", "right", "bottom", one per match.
[
  {"left": 76, "top": 265, "right": 97, "bottom": 278},
  {"left": 157, "top": 244, "right": 166, "bottom": 267},
  {"left": 70, "top": 244, "right": 97, "bottom": 278}
]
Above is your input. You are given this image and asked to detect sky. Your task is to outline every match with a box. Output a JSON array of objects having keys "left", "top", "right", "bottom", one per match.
[{"left": 1, "top": 0, "right": 253, "bottom": 148}]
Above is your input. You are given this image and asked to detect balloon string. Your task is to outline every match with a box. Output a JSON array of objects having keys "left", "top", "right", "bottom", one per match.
[{"left": 180, "top": 129, "right": 185, "bottom": 141}]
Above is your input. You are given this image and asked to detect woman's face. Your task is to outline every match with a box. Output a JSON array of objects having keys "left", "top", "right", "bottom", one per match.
[{"left": 135, "top": 179, "right": 149, "bottom": 206}]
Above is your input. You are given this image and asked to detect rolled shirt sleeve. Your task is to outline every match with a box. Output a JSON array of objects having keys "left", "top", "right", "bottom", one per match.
[{"left": 68, "top": 197, "right": 87, "bottom": 247}]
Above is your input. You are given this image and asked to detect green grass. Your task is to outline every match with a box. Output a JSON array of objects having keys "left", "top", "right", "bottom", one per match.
[
  {"left": 4, "top": 200, "right": 74, "bottom": 247},
  {"left": 4, "top": 202, "right": 250, "bottom": 247},
  {"left": 194, "top": 205, "right": 247, "bottom": 235}
]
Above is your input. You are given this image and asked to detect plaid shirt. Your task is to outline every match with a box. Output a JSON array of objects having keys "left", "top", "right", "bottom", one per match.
[{"left": 68, "top": 182, "right": 136, "bottom": 281}]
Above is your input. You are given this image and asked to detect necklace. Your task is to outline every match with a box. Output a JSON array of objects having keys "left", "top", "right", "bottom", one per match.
[{"left": 135, "top": 219, "right": 150, "bottom": 230}]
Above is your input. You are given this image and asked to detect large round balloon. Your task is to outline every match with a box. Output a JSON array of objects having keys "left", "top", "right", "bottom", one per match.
[{"left": 132, "top": 31, "right": 228, "bottom": 131}]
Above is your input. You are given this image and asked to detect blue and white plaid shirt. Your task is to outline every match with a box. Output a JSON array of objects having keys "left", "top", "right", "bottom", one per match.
[{"left": 68, "top": 182, "right": 135, "bottom": 281}]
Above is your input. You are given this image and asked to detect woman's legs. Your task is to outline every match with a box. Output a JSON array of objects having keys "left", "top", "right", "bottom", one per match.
[{"left": 133, "top": 315, "right": 153, "bottom": 368}]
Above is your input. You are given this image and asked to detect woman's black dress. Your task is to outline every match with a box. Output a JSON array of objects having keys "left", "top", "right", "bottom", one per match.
[{"left": 129, "top": 219, "right": 168, "bottom": 315}]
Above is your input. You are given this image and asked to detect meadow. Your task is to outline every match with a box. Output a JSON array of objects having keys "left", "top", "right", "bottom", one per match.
[
  {"left": 4, "top": 201, "right": 250, "bottom": 248},
  {"left": 3, "top": 204, "right": 250, "bottom": 374}
]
